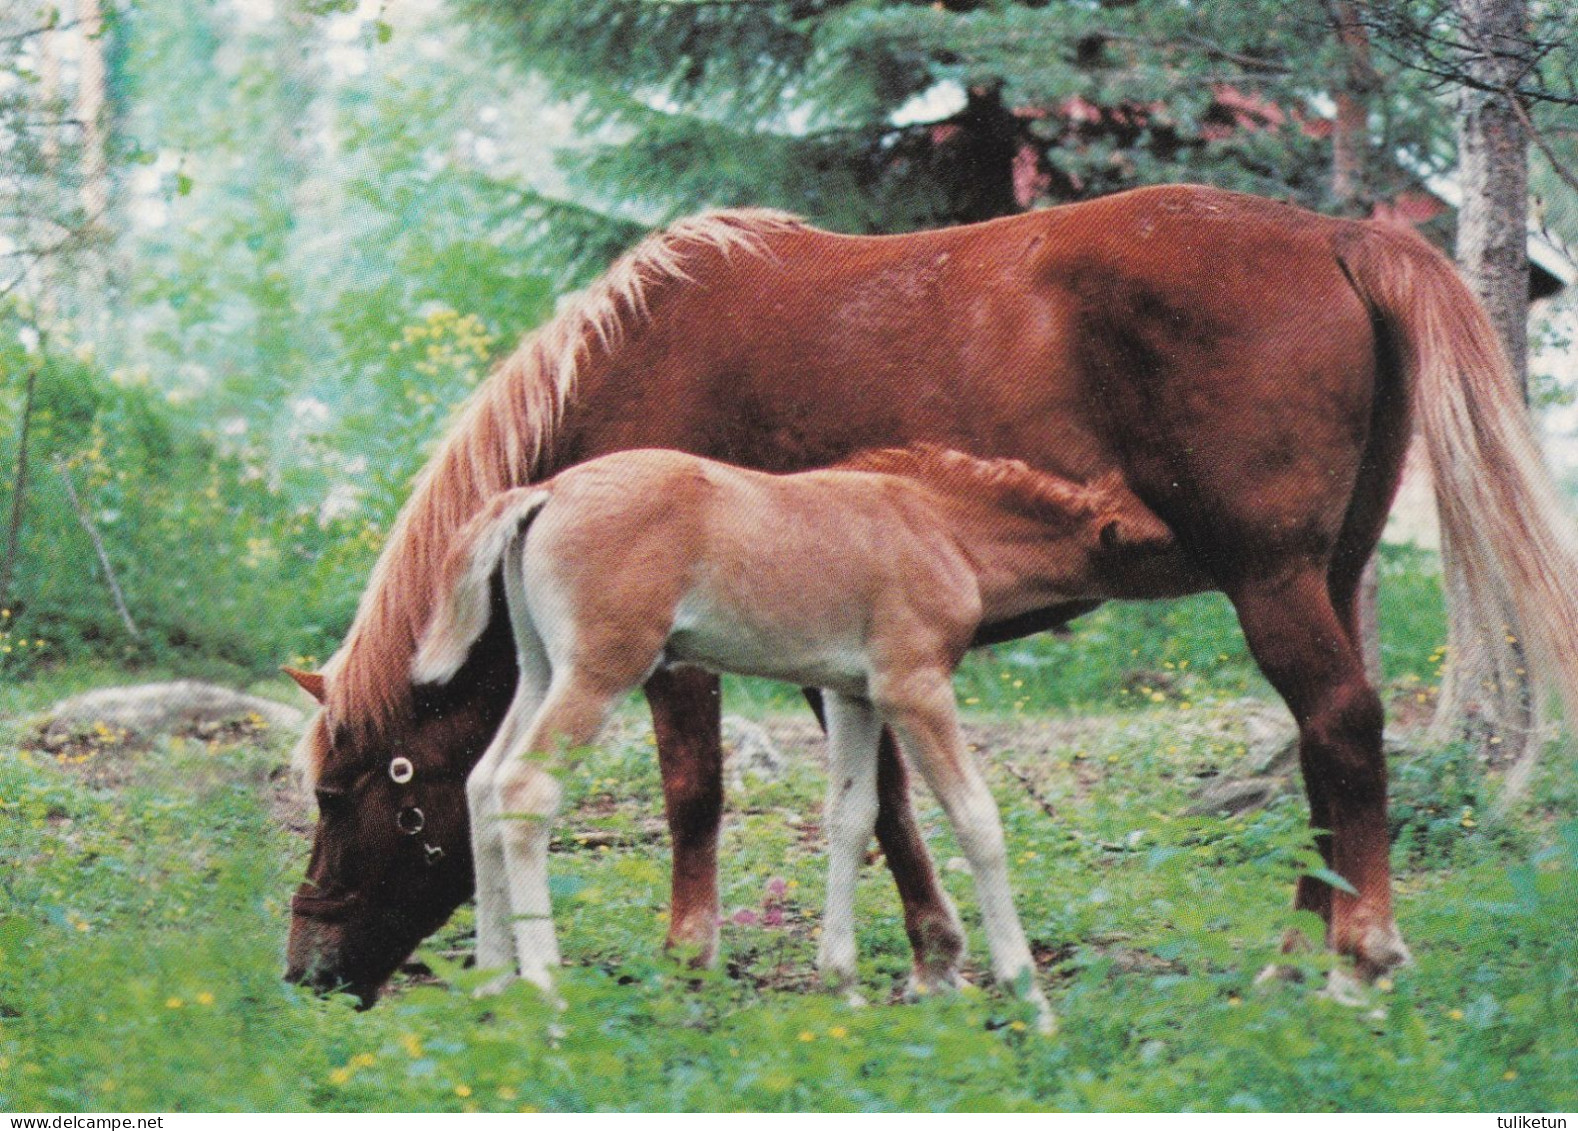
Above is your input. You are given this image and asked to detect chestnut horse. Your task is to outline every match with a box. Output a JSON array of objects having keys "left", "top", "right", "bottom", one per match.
[
  {"left": 410, "top": 446, "right": 1180, "bottom": 1029},
  {"left": 285, "top": 184, "right": 1578, "bottom": 1005}
]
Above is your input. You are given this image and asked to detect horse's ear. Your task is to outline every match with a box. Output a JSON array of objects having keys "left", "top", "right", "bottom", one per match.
[{"left": 282, "top": 666, "right": 328, "bottom": 704}]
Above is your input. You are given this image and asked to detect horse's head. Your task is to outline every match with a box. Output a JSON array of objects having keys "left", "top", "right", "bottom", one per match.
[{"left": 281, "top": 665, "right": 501, "bottom": 1005}]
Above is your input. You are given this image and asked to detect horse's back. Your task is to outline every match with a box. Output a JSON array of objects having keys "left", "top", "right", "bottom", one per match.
[{"left": 561, "top": 187, "right": 1394, "bottom": 586}]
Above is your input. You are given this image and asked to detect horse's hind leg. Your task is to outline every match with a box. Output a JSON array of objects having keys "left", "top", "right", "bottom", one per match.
[
  {"left": 1230, "top": 568, "right": 1411, "bottom": 979},
  {"left": 645, "top": 667, "right": 726, "bottom": 965},
  {"left": 804, "top": 689, "right": 965, "bottom": 992},
  {"left": 818, "top": 692, "right": 883, "bottom": 992}
]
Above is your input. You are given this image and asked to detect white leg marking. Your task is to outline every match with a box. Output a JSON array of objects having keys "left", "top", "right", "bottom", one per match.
[
  {"left": 494, "top": 672, "right": 617, "bottom": 990},
  {"left": 817, "top": 692, "right": 882, "bottom": 991},
  {"left": 470, "top": 539, "right": 554, "bottom": 983}
]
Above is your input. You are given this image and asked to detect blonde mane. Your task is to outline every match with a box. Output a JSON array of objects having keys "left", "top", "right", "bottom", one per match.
[
  {"left": 837, "top": 445, "right": 1126, "bottom": 527},
  {"left": 324, "top": 208, "right": 804, "bottom": 737}
]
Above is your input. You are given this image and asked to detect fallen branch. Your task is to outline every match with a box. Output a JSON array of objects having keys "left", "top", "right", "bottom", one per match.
[
  {"left": 53, "top": 457, "right": 140, "bottom": 641},
  {"left": 1003, "top": 761, "right": 1058, "bottom": 821}
]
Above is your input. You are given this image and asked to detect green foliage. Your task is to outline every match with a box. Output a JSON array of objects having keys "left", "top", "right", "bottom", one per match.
[
  {"left": 0, "top": 319, "right": 313, "bottom": 672},
  {"left": 1, "top": 2, "right": 560, "bottom": 675},
  {"left": 460, "top": 0, "right": 1453, "bottom": 262}
]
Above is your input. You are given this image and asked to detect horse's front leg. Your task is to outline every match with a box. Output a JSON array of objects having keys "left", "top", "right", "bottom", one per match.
[
  {"left": 804, "top": 689, "right": 965, "bottom": 994},
  {"left": 495, "top": 673, "right": 619, "bottom": 991},
  {"left": 645, "top": 666, "right": 725, "bottom": 965},
  {"left": 469, "top": 685, "right": 540, "bottom": 979}
]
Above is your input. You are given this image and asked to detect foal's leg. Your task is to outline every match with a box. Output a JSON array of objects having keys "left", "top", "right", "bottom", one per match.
[
  {"left": 1230, "top": 569, "right": 1411, "bottom": 979},
  {"left": 817, "top": 692, "right": 883, "bottom": 992},
  {"left": 493, "top": 673, "right": 621, "bottom": 989},
  {"left": 471, "top": 542, "right": 552, "bottom": 977},
  {"left": 470, "top": 676, "right": 548, "bottom": 975},
  {"left": 804, "top": 689, "right": 966, "bottom": 991},
  {"left": 644, "top": 666, "right": 725, "bottom": 965},
  {"left": 875, "top": 671, "right": 1052, "bottom": 1032}
]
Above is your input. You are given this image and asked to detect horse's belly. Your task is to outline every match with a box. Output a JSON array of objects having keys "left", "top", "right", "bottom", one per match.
[{"left": 664, "top": 591, "right": 870, "bottom": 696}]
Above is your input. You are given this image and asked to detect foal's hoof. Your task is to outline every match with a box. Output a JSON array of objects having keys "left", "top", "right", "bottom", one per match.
[
  {"left": 1027, "top": 990, "right": 1058, "bottom": 1036},
  {"left": 473, "top": 970, "right": 518, "bottom": 999}
]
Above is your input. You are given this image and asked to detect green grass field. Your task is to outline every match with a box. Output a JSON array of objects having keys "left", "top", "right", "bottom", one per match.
[{"left": 2, "top": 570, "right": 1576, "bottom": 1112}]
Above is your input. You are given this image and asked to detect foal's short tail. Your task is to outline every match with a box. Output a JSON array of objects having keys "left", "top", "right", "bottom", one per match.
[
  {"left": 1338, "top": 223, "right": 1578, "bottom": 797},
  {"left": 413, "top": 486, "right": 553, "bottom": 686}
]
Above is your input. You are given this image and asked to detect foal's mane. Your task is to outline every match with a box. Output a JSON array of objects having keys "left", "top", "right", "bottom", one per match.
[
  {"left": 324, "top": 208, "right": 803, "bottom": 738},
  {"left": 837, "top": 445, "right": 1125, "bottom": 526}
]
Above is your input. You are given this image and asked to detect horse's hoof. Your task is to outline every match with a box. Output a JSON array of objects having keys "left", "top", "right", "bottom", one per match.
[
  {"left": 1254, "top": 962, "right": 1306, "bottom": 986},
  {"left": 904, "top": 967, "right": 971, "bottom": 1001},
  {"left": 1354, "top": 925, "right": 1414, "bottom": 981},
  {"left": 664, "top": 918, "right": 721, "bottom": 970},
  {"left": 1279, "top": 926, "right": 1317, "bottom": 955},
  {"left": 1322, "top": 965, "right": 1368, "bottom": 1007}
]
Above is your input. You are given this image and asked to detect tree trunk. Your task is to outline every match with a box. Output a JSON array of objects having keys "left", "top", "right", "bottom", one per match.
[
  {"left": 1433, "top": 0, "right": 1534, "bottom": 761},
  {"left": 74, "top": 0, "right": 110, "bottom": 330},
  {"left": 1329, "top": 0, "right": 1380, "bottom": 220},
  {"left": 1329, "top": 0, "right": 1385, "bottom": 686},
  {"left": 0, "top": 362, "right": 40, "bottom": 614},
  {"left": 1454, "top": 0, "right": 1530, "bottom": 393},
  {"left": 35, "top": 11, "right": 60, "bottom": 321}
]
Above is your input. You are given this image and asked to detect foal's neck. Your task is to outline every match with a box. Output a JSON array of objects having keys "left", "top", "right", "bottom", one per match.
[{"left": 907, "top": 484, "right": 1095, "bottom": 614}]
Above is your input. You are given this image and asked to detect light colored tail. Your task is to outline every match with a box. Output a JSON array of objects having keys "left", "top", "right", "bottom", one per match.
[
  {"left": 1338, "top": 223, "right": 1578, "bottom": 798},
  {"left": 412, "top": 486, "right": 552, "bottom": 686}
]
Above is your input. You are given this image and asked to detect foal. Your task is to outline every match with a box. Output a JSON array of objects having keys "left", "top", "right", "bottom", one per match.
[{"left": 413, "top": 445, "right": 1176, "bottom": 1028}]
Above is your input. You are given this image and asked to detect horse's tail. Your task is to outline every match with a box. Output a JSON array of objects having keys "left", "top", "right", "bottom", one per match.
[
  {"left": 1336, "top": 223, "right": 1578, "bottom": 797},
  {"left": 412, "top": 486, "right": 553, "bottom": 687}
]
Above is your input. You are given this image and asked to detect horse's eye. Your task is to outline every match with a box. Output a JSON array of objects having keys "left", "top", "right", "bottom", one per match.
[{"left": 314, "top": 786, "right": 350, "bottom": 813}]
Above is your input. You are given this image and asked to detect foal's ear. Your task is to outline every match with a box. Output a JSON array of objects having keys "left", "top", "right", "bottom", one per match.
[
  {"left": 1097, "top": 501, "right": 1175, "bottom": 553},
  {"left": 282, "top": 666, "right": 328, "bottom": 704}
]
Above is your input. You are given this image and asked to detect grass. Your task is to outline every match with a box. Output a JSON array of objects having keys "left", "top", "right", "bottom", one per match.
[{"left": 1, "top": 552, "right": 1576, "bottom": 1111}]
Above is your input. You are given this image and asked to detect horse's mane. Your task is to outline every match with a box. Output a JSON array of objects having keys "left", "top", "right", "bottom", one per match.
[
  {"left": 836, "top": 444, "right": 1126, "bottom": 527},
  {"left": 324, "top": 208, "right": 804, "bottom": 737}
]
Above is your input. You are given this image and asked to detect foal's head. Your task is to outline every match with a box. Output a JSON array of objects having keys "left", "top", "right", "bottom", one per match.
[{"left": 282, "top": 658, "right": 507, "bottom": 1004}]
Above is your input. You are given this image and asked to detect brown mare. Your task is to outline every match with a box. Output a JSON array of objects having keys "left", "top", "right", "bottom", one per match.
[
  {"left": 284, "top": 184, "right": 1578, "bottom": 1006},
  {"left": 410, "top": 446, "right": 1180, "bottom": 1029}
]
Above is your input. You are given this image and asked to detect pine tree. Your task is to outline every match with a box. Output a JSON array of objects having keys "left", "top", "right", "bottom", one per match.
[{"left": 459, "top": 0, "right": 1453, "bottom": 273}]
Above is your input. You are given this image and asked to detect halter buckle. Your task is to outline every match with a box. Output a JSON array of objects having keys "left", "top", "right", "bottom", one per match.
[
  {"left": 389, "top": 757, "right": 414, "bottom": 784},
  {"left": 396, "top": 805, "right": 426, "bottom": 835}
]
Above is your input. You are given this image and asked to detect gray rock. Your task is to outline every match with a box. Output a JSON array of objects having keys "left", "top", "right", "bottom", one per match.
[
  {"left": 39, "top": 680, "right": 304, "bottom": 742},
  {"left": 1184, "top": 775, "right": 1291, "bottom": 817},
  {"left": 723, "top": 714, "right": 786, "bottom": 786}
]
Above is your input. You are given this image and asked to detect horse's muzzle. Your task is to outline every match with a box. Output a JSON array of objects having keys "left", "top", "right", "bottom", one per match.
[{"left": 290, "top": 888, "right": 360, "bottom": 921}]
